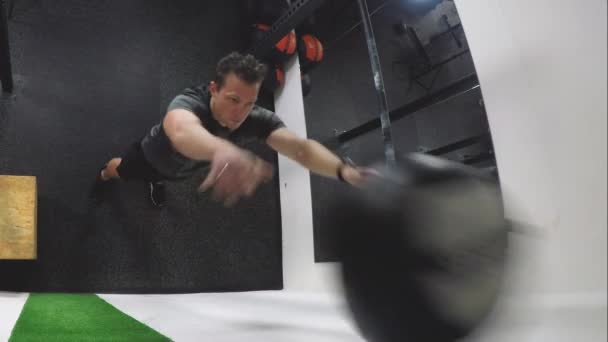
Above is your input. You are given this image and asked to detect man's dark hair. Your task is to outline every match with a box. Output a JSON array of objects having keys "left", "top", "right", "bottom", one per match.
[{"left": 215, "top": 52, "right": 267, "bottom": 89}]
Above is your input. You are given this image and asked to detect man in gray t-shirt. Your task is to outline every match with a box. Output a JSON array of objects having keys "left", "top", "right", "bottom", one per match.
[{"left": 92, "top": 52, "right": 370, "bottom": 207}]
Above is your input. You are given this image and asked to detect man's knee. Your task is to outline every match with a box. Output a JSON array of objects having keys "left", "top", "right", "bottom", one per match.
[
  {"left": 108, "top": 158, "right": 122, "bottom": 168},
  {"left": 105, "top": 158, "right": 122, "bottom": 179}
]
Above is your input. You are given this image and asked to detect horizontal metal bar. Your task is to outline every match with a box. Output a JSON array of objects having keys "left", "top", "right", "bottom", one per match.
[
  {"left": 335, "top": 73, "right": 479, "bottom": 143},
  {"left": 462, "top": 151, "right": 494, "bottom": 165},
  {"left": 426, "top": 132, "right": 491, "bottom": 156},
  {"left": 412, "top": 49, "right": 470, "bottom": 80}
]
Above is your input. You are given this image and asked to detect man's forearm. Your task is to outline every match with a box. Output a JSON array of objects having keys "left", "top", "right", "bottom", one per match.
[
  {"left": 169, "top": 123, "right": 235, "bottom": 161},
  {"left": 298, "top": 139, "right": 343, "bottom": 178}
]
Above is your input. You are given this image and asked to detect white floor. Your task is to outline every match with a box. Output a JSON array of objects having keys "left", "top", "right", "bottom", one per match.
[
  {"left": 0, "top": 292, "right": 29, "bottom": 341},
  {"left": 466, "top": 293, "right": 608, "bottom": 342},
  {"left": 99, "top": 291, "right": 366, "bottom": 342},
  {"left": 2, "top": 290, "right": 606, "bottom": 341},
  {"left": 100, "top": 291, "right": 608, "bottom": 342}
]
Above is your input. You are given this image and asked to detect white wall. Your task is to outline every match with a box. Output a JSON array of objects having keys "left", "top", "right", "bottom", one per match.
[
  {"left": 454, "top": 0, "right": 607, "bottom": 297},
  {"left": 274, "top": 55, "right": 342, "bottom": 294}
]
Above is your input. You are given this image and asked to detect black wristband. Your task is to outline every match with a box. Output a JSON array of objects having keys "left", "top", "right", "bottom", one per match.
[
  {"left": 337, "top": 163, "right": 347, "bottom": 183},
  {"left": 337, "top": 157, "right": 356, "bottom": 183}
]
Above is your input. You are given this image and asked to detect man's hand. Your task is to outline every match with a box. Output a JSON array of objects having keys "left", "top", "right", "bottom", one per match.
[
  {"left": 199, "top": 146, "right": 273, "bottom": 206},
  {"left": 340, "top": 165, "right": 380, "bottom": 187}
]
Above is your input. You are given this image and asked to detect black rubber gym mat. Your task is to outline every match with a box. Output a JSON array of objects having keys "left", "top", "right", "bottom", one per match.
[{"left": 0, "top": 0, "right": 283, "bottom": 293}]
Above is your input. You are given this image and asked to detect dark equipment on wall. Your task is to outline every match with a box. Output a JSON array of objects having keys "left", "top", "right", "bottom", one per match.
[
  {"left": 252, "top": 23, "right": 297, "bottom": 64},
  {"left": 248, "top": 0, "right": 327, "bottom": 61},
  {"left": 297, "top": 33, "right": 324, "bottom": 73},
  {"left": 393, "top": 16, "right": 469, "bottom": 92},
  {"left": 246, "top": 0, "right": 329, "bottom": 100},
  {"left": 393, "top": 21, "right": 432, "bottom": 70},
  {"left": 440, "top": 14, "right": 463, "bottom": 48},
  {"left": 327, "top": 153, "right": 509, "bottom": 342}
]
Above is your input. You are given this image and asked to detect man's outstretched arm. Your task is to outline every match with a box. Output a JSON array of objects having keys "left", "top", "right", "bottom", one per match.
[{"left": 266, "top": 127, "right": 367, "bottom": 186}]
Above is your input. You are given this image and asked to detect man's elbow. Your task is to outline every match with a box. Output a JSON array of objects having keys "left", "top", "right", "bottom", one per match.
[{"left": 163, "top": 111, "right": 189, "bottom": 145}]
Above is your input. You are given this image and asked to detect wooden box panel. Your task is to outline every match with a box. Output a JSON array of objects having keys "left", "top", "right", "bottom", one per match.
[{"left": 0, "top": 176, "right": 37, "bottom": 260}]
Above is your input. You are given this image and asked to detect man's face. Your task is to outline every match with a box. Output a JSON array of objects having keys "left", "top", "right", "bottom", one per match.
[{"left": 209, "top": 73, "right": 260, "bottom": 131}]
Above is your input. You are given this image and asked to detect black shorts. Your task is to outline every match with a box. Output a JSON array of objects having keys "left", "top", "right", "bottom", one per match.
[{"left": 116, "top": 141, "right": 166, "bottom": 182}]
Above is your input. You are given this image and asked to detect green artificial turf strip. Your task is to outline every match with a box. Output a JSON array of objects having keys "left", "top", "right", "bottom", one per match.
[{"left": 9, "top": 293, "right": 170, "bottom": 342}]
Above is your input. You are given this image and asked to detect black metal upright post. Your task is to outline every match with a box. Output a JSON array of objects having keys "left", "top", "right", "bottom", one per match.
[
  {"left": 356, "top": 0, "right": 395, "bottom": 166},
  {"left": 0, "top": 0, "right": 14, "bottom": 93}
]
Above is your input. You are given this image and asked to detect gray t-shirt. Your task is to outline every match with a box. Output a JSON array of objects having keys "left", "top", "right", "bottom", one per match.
[{"left": 141, "top": 84, "right": 285, "bottom": 179}]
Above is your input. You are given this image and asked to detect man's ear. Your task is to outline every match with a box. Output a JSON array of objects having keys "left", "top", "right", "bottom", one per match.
[{"left": 209, "top": 81, "right": 218, "bottom": 95}]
